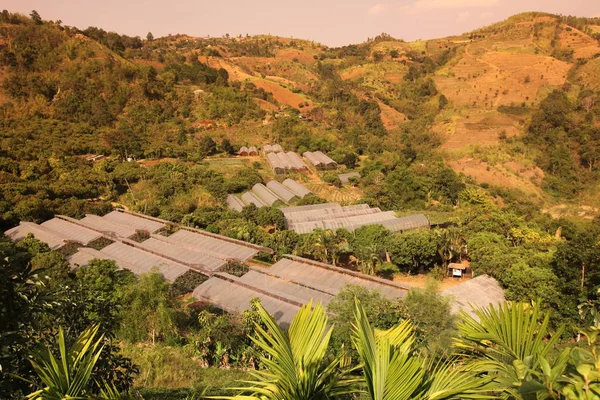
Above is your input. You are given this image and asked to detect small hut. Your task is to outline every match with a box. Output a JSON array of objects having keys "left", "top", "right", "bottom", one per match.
[
  {"left": 239, "top": 146, "right": 249, "bottom": 156},
  {"left": 248, "top": 146, "right": 259, "bottom": 156},
  {"left": 448, "top": 263, "right": 468, "bottom": 278}
]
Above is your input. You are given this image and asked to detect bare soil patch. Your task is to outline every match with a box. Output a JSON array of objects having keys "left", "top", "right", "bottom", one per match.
[
  {"left": 377, "top": 101, "right": 407, "bottom": 130},
  {"left": 558, "top": 25, "right": 600, "bottom": 59},
  {"left": 439, "top": 112, "right": 521, "bottom": 150},
  {"left": 252, "top": 79, "right": 313, "bottom": 110},
  {"left": 393, "top": 274, "right": 468, "bottom": 290},
  {"left": 448, "top": 158, "right": 544, "bottom": 198},
  {"left": 275, "top": 48, "right": 316, "bottom": 65},
  {"left": 435, "top": 46, "right": 571, "bottom": 109}
]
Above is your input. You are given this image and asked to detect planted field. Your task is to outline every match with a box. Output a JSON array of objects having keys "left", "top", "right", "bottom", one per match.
[{"left": 303, "top": 182, "right": 363, "bottom": 204}]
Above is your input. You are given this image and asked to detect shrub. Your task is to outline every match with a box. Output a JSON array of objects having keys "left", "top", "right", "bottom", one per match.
[
  {"left": 171, "top": 270, "right": 208, "bottom": 297},
  {"left": 220, "top": 261, "right": 249, "bottom": 277},
  {"left": 323, "top": 173, "right": 342, "bottom": 187}
]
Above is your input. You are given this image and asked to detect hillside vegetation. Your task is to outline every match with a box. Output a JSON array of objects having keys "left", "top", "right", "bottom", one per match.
[{"left": 2, "top": 9, "right": 600, "bottom": 399}]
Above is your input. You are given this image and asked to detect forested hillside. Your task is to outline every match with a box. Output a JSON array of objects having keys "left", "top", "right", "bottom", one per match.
[{"left": 1, "top": 8, "right": 600, "bottom": 399}]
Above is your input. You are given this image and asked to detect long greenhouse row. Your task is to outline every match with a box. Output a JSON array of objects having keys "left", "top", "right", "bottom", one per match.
[
  {"left": 227, "top": 179, "right": 313, "bottom": 211},
  {"left": 282, "top": 202, "right": 431, "bottom": 234}
]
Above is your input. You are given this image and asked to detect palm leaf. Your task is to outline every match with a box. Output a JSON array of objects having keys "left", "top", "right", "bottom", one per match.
[
  {"left": 25, "top": 325, "right": 105, "bottom": 400},
  {"left": 455, "top": 301, "right": 564, "bottom": 398},
  {"left": 213, "top": 300, "right": 359, "bottom": 399}
]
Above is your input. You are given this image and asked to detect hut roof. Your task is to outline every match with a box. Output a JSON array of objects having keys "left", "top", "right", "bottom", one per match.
[
  {"left": 263, "top": 144, "right": 274, "bottom": 153},
  {"left": 5, "top": 222, "right": 67, "bottom": 250},
  {"left": 239, "top": 146, "right": 248, "bottom": 154},
  {"left": 276, "top": 152, "right": 293, "bottom": 170},
  {"left": 272, "top": 144, "right": 284, "bottom": 153},
  {"left": 40, "top": 218, "right": 102, "bottom": 245},
  {"left": 248, "top": 146, "right": 258, "bottom": 154},
  {"left": 102, "top": 210, "right": 166, "bottom": 233},
  {"left": 314, "top": 151, "right": 337, "bottom": 167}
]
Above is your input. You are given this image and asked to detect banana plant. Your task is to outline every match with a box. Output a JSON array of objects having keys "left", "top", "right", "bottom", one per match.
[{"left": 215, "top": 300, "right": 359, "bottom": 400}]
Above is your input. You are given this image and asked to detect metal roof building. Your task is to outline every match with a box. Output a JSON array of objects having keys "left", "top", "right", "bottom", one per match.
[
  {"left": 377, "top": 214, "right": 430, "bottom": 233},
  {"left": 266, "top": 181, "right": 299, "bottom": 204},
  {"left": 5, "top": 222, "right": 67, "bottom": 250},
  {"left": 227, "top": 195, "right": 246, "bottom": 212},
  {"left": 8, "top": 210, "right": 266, "bottom": 280},
  {"left": 252, "top": 183, "right": 282, "bottom": 206},
  {"left": 40, "top": 218, "right": 102, "bottom": 245},
  {"left": 282, "top": 203, "right": 430, "bottom": 235},
  {"left": 338, "top": 172, "right": 360, "bottom": 184},
  {"left": 276, "top": 152, "right": 293, "bottom": 170},
  {"left": 241, "top": 192, "right": 267, "bottom": 208},
  {"left": 442, "top": 274, "right": 506, "bottom": 319},
  {"left": 272, "top": 144, "right": 284, "bottom": 153},
  {"left": 101, "top": 211, "right": 165, "bottom": 233},
  {"left": 282, "top": 179, "right": 312, "bottom": 198},
  {"left": 192, "top": 254, "right": 410, "bottom": 327}
]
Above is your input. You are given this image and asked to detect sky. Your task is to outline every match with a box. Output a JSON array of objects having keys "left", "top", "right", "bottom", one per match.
[{"left": 4, "top": 0, "right": 600, "bottom": 47}]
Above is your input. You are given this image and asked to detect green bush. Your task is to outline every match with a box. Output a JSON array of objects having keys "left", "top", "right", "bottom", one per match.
[{"left": 170, "top": 270, "right": 208, "bottom": 297}]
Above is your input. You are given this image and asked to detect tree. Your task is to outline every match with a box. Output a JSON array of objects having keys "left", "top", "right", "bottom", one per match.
[
  {"left": 219, "top": 138, "right": 236, "bottom": 155},
  {"left": 221, "top": 301, "right": 358, "bottom": 399},
  {"left": 389, "top": 231, "right": 439, "bottom": 274},
  {"left": 435, "top": 228, "right": 466, "bottom": 269},
  {"left": 327, "top": 285, "right": 403, "bottom": 358},
  {"left": 323, "top": 173, "right": 342, "bottom": 187},
  {"left": 146, "top": 32, "right": 154, "bottom": 42},
  {"left": 438, "top": 94, "right": 448, "bottom": 110},
  {"left": 342, "top": 152, "right": 358, "bottom": 169},
  {"left": 118, "top": 271, "right": 178, "bottom": 343},
  {"left": 349, "top": 225, "right": 392, "bottom": 275},
  {"left": 198, "top": 136, "right": 218, "bottom": 159},
  {"left": 400, "top": 282, "right": 457, "bottom": 355},
  {"left": 30, "top": 10, "right": 42, "bottom": 24}
]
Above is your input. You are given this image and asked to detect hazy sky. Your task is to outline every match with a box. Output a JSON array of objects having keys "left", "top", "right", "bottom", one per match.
[{"left": 4, "top": 0, "right": 600, "bottom": 46}]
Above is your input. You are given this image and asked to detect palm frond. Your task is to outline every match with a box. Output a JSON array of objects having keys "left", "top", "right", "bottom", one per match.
[{"left": 25, "top": 325, "right": 105, "bottom": 400}]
